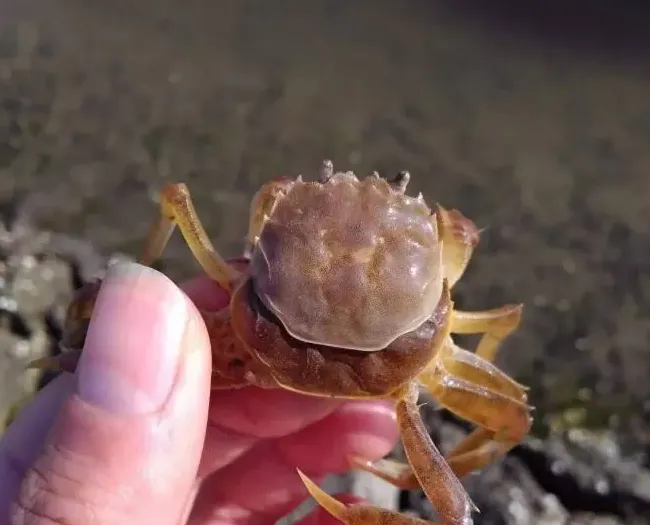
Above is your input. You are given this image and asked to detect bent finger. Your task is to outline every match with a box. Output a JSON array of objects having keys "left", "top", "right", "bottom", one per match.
[
  {"left": 192, "top": 400, "right": 397, "bottom": 518},
  {"left": 278, "top": 400, "right": 398, "bottom": 472},
  {"left": 199, "top": 398, "right": 397, "bottom": 479},
  {"left": 208, "top": 387, "right": 341, "bottom": 439},
  {"left": 199, "top": 387, "right": 345, "bottom": 476}
]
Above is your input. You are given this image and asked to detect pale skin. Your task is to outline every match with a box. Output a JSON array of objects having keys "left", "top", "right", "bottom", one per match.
[{"left": 30, "top": 166, "right": 533, "bottom": 525}]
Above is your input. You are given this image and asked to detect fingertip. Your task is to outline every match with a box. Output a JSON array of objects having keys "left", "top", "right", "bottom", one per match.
[{"left": 77, "top": 262, "right": 196, "bottom": 414}]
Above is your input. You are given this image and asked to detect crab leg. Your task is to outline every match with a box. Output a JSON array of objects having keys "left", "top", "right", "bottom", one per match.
[
  {"left": 421, "top": 339, "right": 531, "bottom": 438},
  {"left": 349, "top": 339, "right": 531, "bottom": 490},
  {"left": 298, "top": 470, "right": 438, "bottom": 525},
  {"left": 394, "top": 383, "right": 477, "bottom": 524},
  {"left": 303, "top": 383, "right": 476, "bottom": 525},
  {"left": 348, "top": 457, "right": 420, "bottom": 490},
  {"left": 140, "top": 183, "right": 237, "bottom": 290},
  {"left": 418, "top": 340, "right": 532, "bottom": 473},
  {"left": 26, "top": 183, "right": 238, "bottom": 374},
  {"left": 351, "top": 426, "right": 525, "bottom": 489},
  {"left": 442, "top": 427, "right": 518, "bottom": 478},
  {"left": 350, "top": 427, "right": 520, "bottom": 490},
  {"left": 450, "top": 305, "right": 523, "bottom": 363}
]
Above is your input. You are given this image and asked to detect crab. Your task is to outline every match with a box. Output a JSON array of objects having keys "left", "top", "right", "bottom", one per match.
[{"left": 29, "top": 160, "right": 532, "bottom": 525}]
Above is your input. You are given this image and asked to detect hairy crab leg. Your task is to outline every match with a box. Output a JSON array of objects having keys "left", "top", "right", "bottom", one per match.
[
  {"left": 442, "top": 427, "right": 516, "bottom": 478},
  {"left": 349, "top": 427, "right": 520, "bottom": 490},
  {"left": 420, "top": 339, "right": 531, "bottom": 475},
  {"left": 27, "top": 183, "right": 241, "bottom": 373},
  {"left": 427, "top": 336, "right": 531, "bottom": 427},
  {"left": 450, "top": 306, "right": 523, "bottom": 363},
  {"left": 140, "top": 183, "right": 238, "bottom": 290},
  {"left": 350, "top": 424, "right": 522, "bottom": 491},
  {"left": 302, "top": 383, "right": 476, "bottom": 525},
  {"left": 349, "top": 339, "right": 531, "bottom": 487},
  {"left": 348, "top": 457, "right": 420, "bottom": 490}
]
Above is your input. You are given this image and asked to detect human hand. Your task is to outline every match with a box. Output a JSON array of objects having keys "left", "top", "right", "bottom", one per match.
[{"left": 0, "top": 262, "right": 399, "bottom": 525}]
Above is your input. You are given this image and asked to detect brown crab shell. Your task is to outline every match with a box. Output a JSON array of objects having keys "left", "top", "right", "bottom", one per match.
[
  {"left": 229, "top": 276, "right": 453, "bottom": 397},
  {"left": 248, "top": 171, "right": 444, "bottom": 352}
]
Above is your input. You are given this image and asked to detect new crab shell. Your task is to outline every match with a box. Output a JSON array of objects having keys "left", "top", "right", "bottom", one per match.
[{"left": 248, "top": 171, "right": 444, "bottom": 351}]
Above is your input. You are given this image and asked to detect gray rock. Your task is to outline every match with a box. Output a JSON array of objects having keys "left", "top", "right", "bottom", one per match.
[{"left": 0, "top": 198, "right": 105, "bottom": 428}]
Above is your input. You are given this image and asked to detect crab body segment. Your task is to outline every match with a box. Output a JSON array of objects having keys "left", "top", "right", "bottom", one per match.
[{"left": 31, "top": 161, "right": 533, "bottom": 525}]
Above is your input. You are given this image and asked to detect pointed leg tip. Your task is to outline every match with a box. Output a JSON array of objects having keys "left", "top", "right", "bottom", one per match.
[
  {"left": 296, "top": 469, "right": 348, "bottom": 522},
  {"left": 296, "top": 468, "right": 311, "bottom": 485},
  {"left": 296, "top": 469, "right": 324, "bottom": 499}
]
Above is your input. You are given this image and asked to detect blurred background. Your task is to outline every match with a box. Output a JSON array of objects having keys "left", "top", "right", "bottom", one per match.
[{"left": 1, "top": 1, "right": 650, "bottom": 524}]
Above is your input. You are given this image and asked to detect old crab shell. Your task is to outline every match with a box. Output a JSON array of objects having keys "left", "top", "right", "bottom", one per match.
[{"left": 248, "top": 168, "right": 444, "bottom": 351}]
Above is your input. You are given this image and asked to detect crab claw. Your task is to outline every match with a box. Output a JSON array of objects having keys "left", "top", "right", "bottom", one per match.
[{"left": 297, "top": 470, "right": 434, "bottom": 525}]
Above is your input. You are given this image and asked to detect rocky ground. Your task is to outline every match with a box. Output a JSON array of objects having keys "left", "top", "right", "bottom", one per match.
[{"left": 1, "top": 1, "right": 650, "bottom": 524}]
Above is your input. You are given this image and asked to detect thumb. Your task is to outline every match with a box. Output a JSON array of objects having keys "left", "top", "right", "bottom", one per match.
[{"left": 2, "top": 262, "right": 212, "bottom": 525}]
